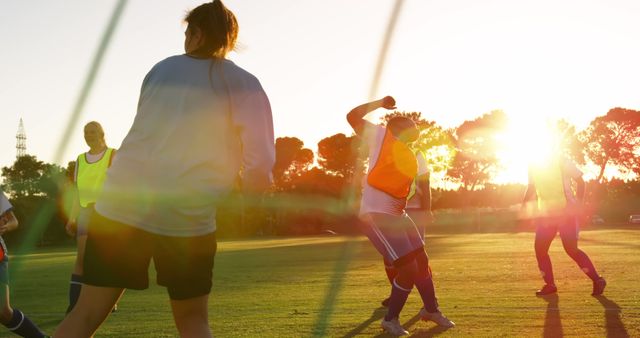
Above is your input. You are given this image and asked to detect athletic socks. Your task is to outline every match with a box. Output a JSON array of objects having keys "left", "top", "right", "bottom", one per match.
[
  {"left": 67, "top": 274, "right": 83, "bottom": 313},
  {"left": 384, "top": 265, "right": 398, "bottom": 284},
  {"left": 536, "top": 253, "right": 556, "bottom": 285},
  {"left": 3, "top": 309, "right": 46, "bottom": 338},
  {"left": 414, "top": 275, "right": 439, "bottom": 313},
  {"left": 384, "top": 279, "right": 412, "bottom": 321},
  {"left": 567, "top": 249, "right": 600, "bottom": 281}
]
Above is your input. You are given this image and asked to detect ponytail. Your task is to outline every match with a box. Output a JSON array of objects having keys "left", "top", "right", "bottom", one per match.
[{"left": 185, "top": 1, "right": 239, "bottom": 59}]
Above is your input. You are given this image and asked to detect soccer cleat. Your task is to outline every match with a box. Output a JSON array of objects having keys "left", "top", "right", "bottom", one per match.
[
  {"left": 381, "top": 297, "right": 390, "bottom": 307},
  {"left": 381, "top": 318, "right": 409, "bottom": 336},
  {"left": 592, "top": 277, "right": 606, "bottom": 296},
  {"left": 419, "top": 308, "right": 455, "bottom": 328},
  {"left": 535, "top": 284, "right": 557, "bottom": 296}
]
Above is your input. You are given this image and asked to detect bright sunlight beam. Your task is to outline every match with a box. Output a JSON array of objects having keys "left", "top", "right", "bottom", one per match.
[{"left": 494, "top": 114, "right": 562, "bottom": 184}]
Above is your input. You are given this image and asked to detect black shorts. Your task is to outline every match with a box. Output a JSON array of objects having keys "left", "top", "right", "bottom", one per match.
[{"left": 83, "top": 211, "right": 217, "bottom": 300}]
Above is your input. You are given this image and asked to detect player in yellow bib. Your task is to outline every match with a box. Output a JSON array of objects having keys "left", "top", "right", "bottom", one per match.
[
  {"left": 522, "top": 154, "right": 606, "bottom": 296},
  {"left": 65, "top": 122, "right": 116, "bottom": 313}
]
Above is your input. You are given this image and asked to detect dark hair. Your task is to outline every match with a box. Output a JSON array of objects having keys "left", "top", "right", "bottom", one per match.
[
  {"left": 185, "top": 1, "right": 238, "bottom": 58},
  {"left": 387, "top": 116, "right": 416, "bottom": 138}
]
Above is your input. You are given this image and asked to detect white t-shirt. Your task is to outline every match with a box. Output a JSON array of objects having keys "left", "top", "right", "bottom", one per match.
[
  {"left": 96, "top": 55, "right": 275, "bottom": 237},
  {"left": 359, "top": 123, "right": 426, "bottom": 216},
  {"left": 85, "top": 149, "right": 107, "bottom": 164},
  {"left": 0, "top": 190, "right": 12, "bottom": 216},
  {"left": 0, "top": 190, "right": 11, "bottom": 255}
]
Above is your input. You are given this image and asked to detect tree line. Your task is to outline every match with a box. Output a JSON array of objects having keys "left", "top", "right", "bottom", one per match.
[{"left": 1, "top": 107, "right": 639, "bottom": 243}]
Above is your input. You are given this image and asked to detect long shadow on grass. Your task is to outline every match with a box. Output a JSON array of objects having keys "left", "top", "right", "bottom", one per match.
[
  {"left": 541, "top": 294, "right": 563, "bottom": 338},
  {"left": 341, "top": 306, "right": 386, "bottom": 337},
  {"left": 312, "top": 240, "right": 358, "bottom": 337},
  {"left": 594, "top": 296, "right": 629, "bottom": 338},
  {"left": 405, "top": 314, "right": 450, "bottom": 337}
]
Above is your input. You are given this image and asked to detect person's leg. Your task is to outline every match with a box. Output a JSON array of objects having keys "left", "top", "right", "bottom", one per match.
[
  {"left": 380, "top": 258, "right": 396, "bottom": 307},
  {"left": 170, "top": 295, "right": 211, "bottom": 338},
  {"left": 559, "top": 216, "right": 606, "bottom": 294},
  {"left": 413, "top": 250, "right": 438, "bottom": 312},
  {"left": 67, "top": 234, "right": 87, "bottom": 313},
  {"left": 54, "top": 285, "right": 124, "bottom": 338},
  {"left": 383, "top": 258, "right": 398, "bottom": 285},
  {"left": 559, "top": 216, "right": 600, "bottom": 281},
  {"left": 381, "top": 209, "right": 427, "bottom": 307},
  {"left": 55, "top": 212, "right": 152, "bottom": 337},
  {"left": 154, "top": 231, "right": 216, "bottom": 337},
  {"left": 385, "top": 259, "right": 417, "bottom": 321},
  {"left": 360, "top": 213, "right": 419, "bottom": 335},
  {"left": 0, "top": 284, "right": 46, "bottom": 338},
  {"left": 414, "top": 250, "right": 455, "bottom": 327},
  {"left": 535, "top": 220, "right": 558, "bottom": 286}
]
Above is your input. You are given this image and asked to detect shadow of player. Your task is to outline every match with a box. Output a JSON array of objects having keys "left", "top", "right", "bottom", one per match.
[
  {"left": 541, "top": 293, "right": 563, "bottom": 338},
  {"left": 594, "top": 295, "right": 629, "bottom": 338},
  {"left": 342, "top": 306, "right": 387, "bottom": 338}
]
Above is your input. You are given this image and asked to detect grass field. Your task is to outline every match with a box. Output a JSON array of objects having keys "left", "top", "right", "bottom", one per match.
[{"left": 4, "top": 229, "right": 639, "bottom": 337}]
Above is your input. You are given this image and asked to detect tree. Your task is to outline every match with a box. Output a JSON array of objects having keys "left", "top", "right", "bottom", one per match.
[
  {"left": 273, "top": 137, "right": 314, "bottom": 190},
  {"left": 580, "top": 108, "right": 640, "bottom": 182},
  {"left": 1, "top": 155, "right": 66, "bottom": 198},
  {"left": 556, "top": 119, "right": 586, "bottom": 165},
  {"left": 447, "top": 110, "right": 507, "bottom": 191},
  {"left": 0, "top": 155, "right": 70, "bottom": 247},
  {"left": 317, "top": 133, "right": 362, "bottom": 180}
]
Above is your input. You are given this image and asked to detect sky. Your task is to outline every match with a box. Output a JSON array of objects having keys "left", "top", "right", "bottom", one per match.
[{"left": 1, "top": 0, "right": 639, "bottom": 183}]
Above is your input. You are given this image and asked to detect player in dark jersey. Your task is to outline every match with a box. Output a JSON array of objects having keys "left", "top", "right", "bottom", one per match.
[{"left": 0, "top": 189, "right": 49, "bottom": 338}]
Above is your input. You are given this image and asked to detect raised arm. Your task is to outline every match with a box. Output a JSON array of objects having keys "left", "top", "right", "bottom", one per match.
[{"left": 346, "top": 96, "right": 396, "bottom": 135}]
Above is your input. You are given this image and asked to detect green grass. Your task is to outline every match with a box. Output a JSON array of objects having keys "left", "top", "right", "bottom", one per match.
[{"left": 3, "top": 230, "right": 639, "bottom": 337}]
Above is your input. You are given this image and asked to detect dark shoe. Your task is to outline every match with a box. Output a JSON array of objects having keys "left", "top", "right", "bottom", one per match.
[
  {"left": 592, "top": 277, "right": 606, "bottom": 296},
  {"left": 536, "top": 284, "right": 557, "bottom": 296},
  {"left": 381, "top": 297, "right": 390, "bottom": 307}
]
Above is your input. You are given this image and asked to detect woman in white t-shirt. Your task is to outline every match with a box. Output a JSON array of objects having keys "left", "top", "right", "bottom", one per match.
[{"left": 55, "top": 1, "right": 275, "bottom": 337}]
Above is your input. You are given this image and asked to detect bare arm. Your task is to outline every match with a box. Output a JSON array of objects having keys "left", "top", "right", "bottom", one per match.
[
  {"left": 522, "top": 167, "right": 537, "bottom": 207},
  {"left": 0, "top": 211, "right": 18, "bottom": 235},
  {"left": 575, "top": 176, "right": 585, "bottom": 204},
  {"left": 346, "top": 96, "right": 396, "bottom": 135},
  {"left": 522, "top": 183, "right": 536, "bottom": 206},
  {"left": 416, "top": 173, "right": 432, "bottom": 211}
]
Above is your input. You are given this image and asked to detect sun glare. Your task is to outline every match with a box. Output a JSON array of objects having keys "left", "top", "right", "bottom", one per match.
[{"left": 495, "top": 116, "right": 560, "bottom": 184}]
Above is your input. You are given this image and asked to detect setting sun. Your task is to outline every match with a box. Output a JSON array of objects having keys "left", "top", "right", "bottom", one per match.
[{"left": 495, "top": 116, "right": 561, "bottom": 184}]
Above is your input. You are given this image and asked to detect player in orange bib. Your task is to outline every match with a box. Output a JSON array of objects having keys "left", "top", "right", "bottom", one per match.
[{"left": 348, "top": 96, "right": 454, "bottom": 336}]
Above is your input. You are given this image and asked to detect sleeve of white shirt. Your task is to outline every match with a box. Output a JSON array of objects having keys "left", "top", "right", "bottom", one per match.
[
  {"left": 0, "top": 191, "right": 12, "bottom": 215},
  {"left": 416, "top": 152, "right": 429, "bottom": 176},
  {"left": 361, "top": 121, "right": 385, "bottom": 153},
  {"left": 229, "top": 74, "right": 275, "bottom": 193}
]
